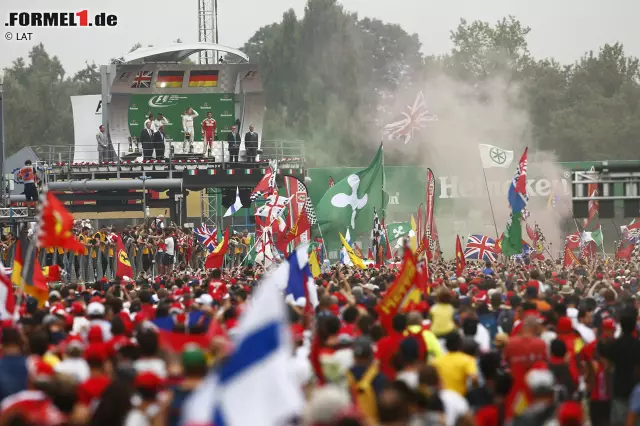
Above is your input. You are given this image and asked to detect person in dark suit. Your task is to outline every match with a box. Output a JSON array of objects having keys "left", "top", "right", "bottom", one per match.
[
  {"left": 244, "top": 125, "right": 259, "bottom": 163},
  {"left": 152, "top": 125, "right": 166, "bottom": 159},
  {"left": 140, "top": 121, "right": 155, "bottom": 160},
  {"left": 227, "top": 125, "right": 241, "bottom": 162}
]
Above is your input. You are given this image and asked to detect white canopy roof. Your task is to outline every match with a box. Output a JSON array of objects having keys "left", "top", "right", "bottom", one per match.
[{"left": 122, "top": 42, "right": 249, "bottom": 64}]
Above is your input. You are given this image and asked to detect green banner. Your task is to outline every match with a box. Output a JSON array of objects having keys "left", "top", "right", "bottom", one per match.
[{"left": 128, "top": 94, "right": 235, "bottom": 142}]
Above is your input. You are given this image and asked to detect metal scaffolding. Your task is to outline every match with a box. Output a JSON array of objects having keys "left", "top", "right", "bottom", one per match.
[
  {"left": 201, "top": 187, "right": 222, "bottom": 229},
  {"left": 197, "top": 0, "right": 218, "bottom": 64}
]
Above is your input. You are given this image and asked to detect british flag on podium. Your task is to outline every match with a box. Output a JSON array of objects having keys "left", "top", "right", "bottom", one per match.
[
  {"left": 463, "top": 234, "right": 497, "bottom": 262},
  {"left": 194, "top": 225, "right": 218, "bottom": 252}
]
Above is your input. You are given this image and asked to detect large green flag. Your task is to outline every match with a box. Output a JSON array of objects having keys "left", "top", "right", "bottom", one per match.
[
  {"left": 316, "top": 144, "right": 385, "bottom": 246},
  {"left": 502, "top": 212, "right": 523, "bottom": 257},
  {"left": 386, "top": 222, "right": 412, "bottom": 241}
]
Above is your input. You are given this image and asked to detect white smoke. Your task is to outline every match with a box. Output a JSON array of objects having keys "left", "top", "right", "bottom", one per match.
[{"left": 382, "top": 74, "right": 572, "bottom": 257}]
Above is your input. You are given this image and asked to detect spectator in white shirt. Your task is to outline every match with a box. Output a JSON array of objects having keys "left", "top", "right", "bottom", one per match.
[
  {"left": 162, "top": 229, "right": 175, "bottom": 273},
  {"left": 575, "top": 308, "right": 596, "bottom": 344}
]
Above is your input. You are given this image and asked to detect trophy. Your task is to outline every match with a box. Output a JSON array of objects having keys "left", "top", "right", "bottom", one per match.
[
  {"left": 128, "top": 136, "right": 133, "bottom": 153},
  {"left": 133, "top": 136, "right": 139, "bottom": 152}
]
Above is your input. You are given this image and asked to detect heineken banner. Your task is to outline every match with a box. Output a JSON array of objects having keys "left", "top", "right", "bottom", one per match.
[{"left": 128, "top": 94, "right": 236, "bottom": 142}]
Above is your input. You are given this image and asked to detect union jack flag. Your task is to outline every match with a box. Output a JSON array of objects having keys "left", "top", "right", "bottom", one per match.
[
  {"left": 463, "top": 234, "right": 497, "bottom": 262},
  {"left": 131, "top": 70, "right": 153, "bottom": 88},
  {"left": 194, "top": 224, "right": 218, "bottom": 251},
  {"left": 383, "top": 91, "right": 438, "bottom": 145}
]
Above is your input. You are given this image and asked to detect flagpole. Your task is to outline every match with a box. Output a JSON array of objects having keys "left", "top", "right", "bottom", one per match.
[
  {"left": 314, "top": 222, "right": 330, "bottom": 263},
  {"left": 481, "top": 168, "right": 500, "bottom": 239},
  {"left": 239, "top": 214, "right": 280, "bottom": 266}
]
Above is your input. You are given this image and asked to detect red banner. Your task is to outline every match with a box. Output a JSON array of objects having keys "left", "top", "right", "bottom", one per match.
[{"left": 376, "top": 250, "right": 418, "bottom": 330}]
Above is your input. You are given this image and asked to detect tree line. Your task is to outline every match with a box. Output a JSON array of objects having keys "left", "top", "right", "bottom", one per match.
[{"left": 2, "top": 0, "right": 639, "bottom": 166}]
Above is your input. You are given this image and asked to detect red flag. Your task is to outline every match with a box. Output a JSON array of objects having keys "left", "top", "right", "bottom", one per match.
[
  {"left": 249, "top": 165, "right": 277, "bottom": 201},
  {"left": 416, "top": 204, "right": 424, "bottom": 242},
  {"left": 616, "top": 242, "right": 634, "bottom": 260},
  {"left": 414, "top": 258, "right": 430, "bottom": 295},
  {"left": 376, "top": 249, "right": 418, "bottom": 331},
  {"left": 565, "top": 233, "right": 581, "bottom": 250},
  {"left": 115, "top": 237, "right": 134, "bottom": 278},
  {"left": 563, "top": 241, "right": 580, "bottom": 268},
  {"left": 276, "top": 210, "right": 311, "bottom": 253},
  {"left": 329, "top": 176, "right": 335, "bottom": 188},
  {"left": 455, "top": 235, "right": 466, "bottom": 276},
  {"left": 38, "top": 192, "right": 84, "bottom": 252},
  {"left": 41, "top": 265, "right": 61, "bottom": 282},
  {"left": 205, "top": 228, "right": 230, "bottom": 269}
]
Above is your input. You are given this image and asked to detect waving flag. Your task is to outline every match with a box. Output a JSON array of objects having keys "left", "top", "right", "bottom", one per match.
[
  {"left": 277, "top": 245, "right": 320, "bottom": 309},
  {"left": 205, "top": 229, "right": 230, "bottom": 269},
  {"left": 508, "top": 148, "right": 529, "bottom": 214},
  {"left": 463, "top": 235, "right": 497, "bottom": 262},
  {"left": 38, "top": 192, "right": 84, "bottom": 252},
  {"left": 383, "top": 91, "right": 438, "bottom": 144},
  {"left": 255, "top": 193, "right": 291, "bottom": 222},
  {"left": 339, "top": 232, "right": 366, "bottom": 269},
  {"left": 0, "top": 262, "right": 16, "bottom": 321},
  {"left": 503, "top": 148, "right": 528, "bottom": 257},
  {"left": 180, "top": 263, "right": 305, "bottom": 426},
  {"left": 195, "top": 224, "right": 218, "bottom": 252},
  {"left": 130, "top": 70, "right": 153, "bottom": 88},
  {"left": 12, "top": 238, "right": 48, "bottom": 307},
  {"left": 455, "top": 235, "right": 466, "bottom": 276},
  {"left": 224, "top": 187, "right": 244, "bottom": 217},
  {"left": 340, "top": 229, "right": 353, "bottom": 265},
  {"left": 250, "top": 160, "right": 278, "bottom": 201},
  {"left": 276, "top": 209, "right": 311, "bottom": 254},
  {"left": 115, "top": 237, "right": 134, "bottom": 278}
]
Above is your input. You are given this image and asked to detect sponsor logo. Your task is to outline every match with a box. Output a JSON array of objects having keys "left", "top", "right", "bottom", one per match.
[
  {"left": 221, "top": 110, "right": 232, "bottom": 117},
  {"left": 296, "top": 193, "right": 307, "bottom": 203},
  {"left": 388, "top": 192, "right": 400, "bottom": 205},
  {"left": 130, "top": 120, "right": 138, "bottom": 126},
  {"left": 147, "top": 94, "right": 187, "bottom": 108},
  {"left": 95, "top": 100, "right": 102, "bottom": 115},
  {"left": 201, "top": 102, "right": 211, "bottom": 110},
  {"left": 129, "top": 103, "right": 138, "bottom": 110},
  {"left": 221, "top": 94, "right": 233, "bottom": 102},
  {"left": 437, "top": 176, "right": 570, "bottom": 199},
  {"left": 5, "top": 11, "right": 118, "bottom": 27}
]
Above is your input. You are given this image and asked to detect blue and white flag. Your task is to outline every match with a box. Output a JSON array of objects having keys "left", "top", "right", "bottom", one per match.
[
  {"left": 273, "top": 244, "right": 319, "bottom": 309},
  {"left": 181, "top": 264, "right": 305, "bottom": 426},
  {"left": 224, "top": 186, "right": 244, "bottom": 217}
]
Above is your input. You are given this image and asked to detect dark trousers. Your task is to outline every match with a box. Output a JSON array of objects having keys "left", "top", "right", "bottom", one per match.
[
  {"left": 142, "top": 142, "right": 153, "bottom": 160},
  {"left": 590, "top": 400, "right": 611, "bottom": 426},
  {"left": 24, "top": 183, "right": 38, "bottom": 201},
  {"left": 154, "top": 141, "right": 165, "bottom": 159},
  {"left": 229, "top": 148, "right": 239, "bottom": 162},
  {"left": 246, "top": 148, "right": 257, "bottom": 162}
]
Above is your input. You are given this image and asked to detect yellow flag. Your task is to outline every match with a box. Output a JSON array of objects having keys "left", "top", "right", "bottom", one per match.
[
  {"left": 309, "top": 251, "right": 322, "bottom": 278},
  {"left": 410, "top": 215, "right": 417, "bottom": 251},
  {"left": 339, "top": 233, "right": 366, "bottom": 269}
]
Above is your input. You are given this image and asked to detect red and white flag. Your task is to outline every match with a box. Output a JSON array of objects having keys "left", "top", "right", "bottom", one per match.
[{"left": 0, "top": 263, "right": 16, "bottom": 322}]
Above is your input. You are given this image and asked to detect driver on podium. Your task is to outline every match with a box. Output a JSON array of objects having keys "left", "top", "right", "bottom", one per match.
[
  {"left": 181, "top": 107, "right": 199, "bottom": 152},
  {"left": 201, "top": 112, "right": 217, "bottom": 158}
]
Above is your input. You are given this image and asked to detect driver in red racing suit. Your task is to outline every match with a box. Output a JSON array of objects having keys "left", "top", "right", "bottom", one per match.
[{"left": 201, "top": 112, "right": 217, "bottom": 157}]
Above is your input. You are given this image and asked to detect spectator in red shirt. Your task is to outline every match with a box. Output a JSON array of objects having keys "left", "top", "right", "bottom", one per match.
[
  {"left": 503, "top": 315, "right": 548, "bottom": 420},
  {"left": 77, "top": 344, "right": 111, "bottom": 408},
  {"left": 376, "top": 314, "right": 407, "bottom": 380}
]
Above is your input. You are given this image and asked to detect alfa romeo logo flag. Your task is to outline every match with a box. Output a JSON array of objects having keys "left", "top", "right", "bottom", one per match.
[{"left": 478, "top": 144, "right": 514, "bottom": 169}]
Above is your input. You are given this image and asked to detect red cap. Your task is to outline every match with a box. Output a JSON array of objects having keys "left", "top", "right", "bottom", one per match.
[
  {"left": 329, "top": 304, "right": 340, "bottom": 316},
  {"left": 84, "top": 344, "right": 107, "bottom": 363},
  {"left": 557, "top": 401, "right": 583, "bottom": 425},
  {"left": 135, "top": 372, "right": 164, "bottom": 391},
  {"left": 602, "top": 318, "right": 616, "bottom": 331},
  {"left": 459, "top": 283, "right": 469, "bottom": 294},
  {"left": 71, "top": 302, "right": 85, "bottom": 315},
  {"left": 557, "top": 316, "right": 573, "bottom": 333},
  {"left": 87, "top": 325, "right": 104, "bottom": 343}
]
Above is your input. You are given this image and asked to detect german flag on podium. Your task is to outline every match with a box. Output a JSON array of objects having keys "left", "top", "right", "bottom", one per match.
[
  {"left": 188, "top": 70, "right": 219, "bottom": 87},
  {"left": 155, "top": 71, "right": 184, "bottom": 88}
]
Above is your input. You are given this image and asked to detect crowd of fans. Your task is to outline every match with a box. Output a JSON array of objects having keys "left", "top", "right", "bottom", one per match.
[{"left": 2, "top": 229, "right": 640, "bottom": 425}]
